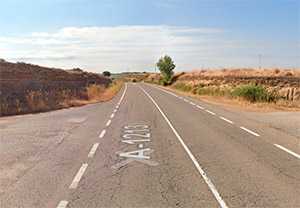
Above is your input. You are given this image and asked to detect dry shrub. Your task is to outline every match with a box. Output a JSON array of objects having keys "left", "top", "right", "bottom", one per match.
[{"left": 86, "top": 84, "right": 106, "bottom": 100}]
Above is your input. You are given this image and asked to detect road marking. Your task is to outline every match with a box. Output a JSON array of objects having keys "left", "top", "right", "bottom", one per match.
[
  {"left": 114, "top": 109, "right": 117, "bottom": 112},
  {"left": 179, "top": 97, "right": 183, "bottom": 99},
  {"left": 57, "top": 200, "right": 68, "bottom": 208},
  {"left": 106, "top": 120, "right": 111, "bottom": 126},
  {"left": 184, "top": 99, "right": 188, "bottom": 102},
  {"left": 137, "top": 84, "right": 228, "bottom": 208},
  {"left": 196, "top": 105, "right": 204, "bottom": 109},
  {"left": 121, "top": 139, "right": 151, "bottom": 144},
  {"left": 88, "top": 143, "right": 99, "bottom": 157},
  {"left": 69, "top": 164, "right": 88, "bottom": 189},
  {"left": 274, "top": 144, "right": 300, "bottom": 159},
  {"left": 99, "top": 130, "right": 106, "bottom": 138},
  {"left": 111, "top": 113, "right": 115, "bottom": 118},
  {"left": 120, "top": 83, "right": 127, "bottom": 100},
  {"left": 189, "top": 102, "right": 196, "bottom": 106},
  {"left": 116, "top": 105, "right": 119, "bottom": 108},
  {"left": 112, "top": 149, "right": 158, "bottom": 169},
  {"left": 138, "top": 144, "right": 144, "bottom": 148},
  {"left": 206, "top": 110, "right": 216, "bottom": 115},
  {"left": 240, "top": 127, "right": 260, "bottom": 137},
  {"left": 220, "top": 117, "right": 233, "bottom": 124}
]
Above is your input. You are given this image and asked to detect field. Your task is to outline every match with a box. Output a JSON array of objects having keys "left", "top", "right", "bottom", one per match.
[{"left": 0, "top": 60, "right": 122, "bottom": 116}]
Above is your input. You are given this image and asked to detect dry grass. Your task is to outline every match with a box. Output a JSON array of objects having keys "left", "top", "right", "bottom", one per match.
[{"left": 0, "top": 60, "right": 118, "bottom": 116}]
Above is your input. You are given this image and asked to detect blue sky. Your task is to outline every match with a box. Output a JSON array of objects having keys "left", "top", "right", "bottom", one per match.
[{"left": 0, "top": 0, "right": 299, "bottom": 73}]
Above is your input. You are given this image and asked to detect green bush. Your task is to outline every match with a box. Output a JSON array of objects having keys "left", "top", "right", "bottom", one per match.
[
  {"left": 233, "top": 85, "right": 275, "bottom": 102},
  {"left": 172, "top": 83, "right": 191, "bottom": 92}
]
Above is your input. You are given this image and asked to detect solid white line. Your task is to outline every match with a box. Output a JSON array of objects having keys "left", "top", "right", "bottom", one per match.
[
  {"left": 99, "top": 130, "right": 106, "bottom": 138},
  {"left": 106, "top": 120, "right": 111, "bottom": 126},
  {"left": 88, "top": 143, "right": 99, "bottom": 157},
  {"left": 57, "top": 200, "right": 68, "bottom": 208},
  {"left": 184, "top": 99, "right": 189, "bottom": 102},
  {"left": 206, "top": 110, "right": 216, "bottom": 115},
  {"left": 137, "top": 84, "right": 228, "bottom": 208},
  {"left": 196, "top": 105, "right": 204, "bottom": 109},
  {"left": 110, "top": 113, "right": 115, "bottom": 118},
  {"left": 120, "top": 83, "right": 127, "bottom": 100},
  {"left": 240, "top": 127, "right": 260, "bottom": 137},
  {"left": 147, "top": 84, "right": 178, "bottom": 97},
  {"left": 114, "top": 109, "right": 117, "bottom": 113},
  {"left": 220, "top": 117, "right": 233, "bottom": 124},
  {"left": 69, "top": 164, "right": 88, "bottom": 189},
  {"left": 189, "top": 102, "right": 196, "bottom": 106},
  {"left": 274, "top": 144, "right": 300, "bottom": 159}
]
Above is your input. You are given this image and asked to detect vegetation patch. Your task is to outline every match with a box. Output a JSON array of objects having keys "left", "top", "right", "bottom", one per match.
[
  {"left": 233, "top": 85, "right": 276, "bottom": 102},
  {"left": 172, "top": 83, "right": 192, "bottom": 92}
]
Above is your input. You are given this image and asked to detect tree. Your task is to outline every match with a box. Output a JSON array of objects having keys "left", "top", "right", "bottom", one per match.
[
  {"left": 156, "top": 55, "right": 175, "bottom": 86},
  {"left": 72, "top": 68, "right": 83, "bottom": 72},
  {"left": 102, "top": 71, "right": 111, "bottom": 77}
]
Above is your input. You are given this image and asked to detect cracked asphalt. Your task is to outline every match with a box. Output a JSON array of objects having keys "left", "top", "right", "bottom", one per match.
[{"left": 0, "top": 83, "right": 299, "bottom": 207}]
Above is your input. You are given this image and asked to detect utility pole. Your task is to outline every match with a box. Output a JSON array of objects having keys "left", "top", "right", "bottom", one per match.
[{"left": 259, "top": 54, "right": 261, "bottom": 69}]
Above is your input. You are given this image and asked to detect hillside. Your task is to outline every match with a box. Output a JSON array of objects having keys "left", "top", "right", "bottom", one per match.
[
  {"left": 127, "top": 68, "right": 300, "bottom": 109},
  {"left": 0, "top": 60, "right": 116, "bottom": 116}
]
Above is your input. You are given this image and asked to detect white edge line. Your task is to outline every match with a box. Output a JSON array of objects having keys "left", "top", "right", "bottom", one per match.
[
  {"left": 206, "top": 110, "right": 216, "bottom": 115},
  {"left": 274, "top": 144, "right": 300, "bottom": 159},
  {"left": 99, "top": 130, "right": 106, "bottom": 138},
  {"left": 220, "top": 117, "right": 233, "bottom": 124},
  {"left": 106, "top": 120, "right": 111, "bottom": 126},
  {"left": 137, "top": 84, "right": 228, "bottom": 208},
  {"left": 69, "top": 164, "right": 88, "bottom": 189},
  {"left": 57, "top": 200, "right": 68, "bottom": 208},
  {"left": 240, "top": 127, "right": 260, "bottom": 137},
  {"left": 196, "top": 105, "right": 204, "bottom": 109},
  {"left": 88, "top": 143, "right": 99, "bottom": 157}
]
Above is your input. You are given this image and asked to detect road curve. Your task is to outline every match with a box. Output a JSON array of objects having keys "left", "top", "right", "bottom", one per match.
[{"left": 0, "top": 83, "right": 299, "bottom": 207}]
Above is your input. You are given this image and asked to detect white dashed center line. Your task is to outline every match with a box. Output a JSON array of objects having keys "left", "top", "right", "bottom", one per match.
[
  {"left": 99, "top": 130, "right": 106, "bottom": 138},
  {"left": 138, "top": 144, "right": 144, "bottom": 148},
  {"left": 114, "top": 109, "right": 117, "bottom": 112},
  {"left": 88, "top": 143, "right": 99, "bottom": 157},
  {"left": 57, "top": 200, "right": 68, "bottom": 208},
  {"left": 189, "top": 102, "right": 196, "bottom": 105},
  {"left": 274, "top": 144, "right": 300, "bottom": 159},
  {"left": 184, "top": 99, "right": 188, "bottom": 102},
  {"left": 69, "top": 164, "right": 88, "bottom": 189},
  {"left": 116, "top": 105, "right": 119, "bottom": 109},
  {"left": 220, "top": 117, "right": 234, "bottom": 124},
  {"left": 205, "top": 110, "right": 216, "bottom": 115},
  {"left": 111, "top": 113, "right": 115, "bottom": 118},
  {"left": 240, "top": 127, "right": 260, "bottom": 137},
  {"left": 106, "top": 120, "right": 111, "bottom": 126}
]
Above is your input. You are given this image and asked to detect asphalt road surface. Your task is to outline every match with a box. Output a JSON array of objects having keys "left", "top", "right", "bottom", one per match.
[{"left": 0, "top": 83, "right": 299, "bottom": 208}]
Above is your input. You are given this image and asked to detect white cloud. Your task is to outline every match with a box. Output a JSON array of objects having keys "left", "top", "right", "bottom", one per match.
[{"left": 0, "top": 25, "right": 298, "bottom": 72}]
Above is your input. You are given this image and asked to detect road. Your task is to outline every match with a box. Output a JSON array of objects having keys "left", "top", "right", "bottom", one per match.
[{"left": 0, "top": 83, "right": 299, "bottom": 207}]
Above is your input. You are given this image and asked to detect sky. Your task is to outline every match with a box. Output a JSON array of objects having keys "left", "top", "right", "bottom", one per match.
[{"left": 0, "top": 0, "right": 299, "bottom": 73}]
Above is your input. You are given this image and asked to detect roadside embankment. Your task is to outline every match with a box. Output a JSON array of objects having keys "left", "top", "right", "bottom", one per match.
[
  {"left": 126, "top": 68, "right": 300, "bottom": 111},
  {"left": 0, "top": 60, "right": 122, "bottom": 116}
]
